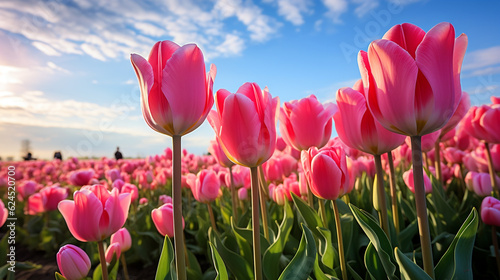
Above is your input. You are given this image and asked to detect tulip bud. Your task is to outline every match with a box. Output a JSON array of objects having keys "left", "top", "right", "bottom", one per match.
[{"left": 57, "top": 244, "right": 91, "bottom": 280}]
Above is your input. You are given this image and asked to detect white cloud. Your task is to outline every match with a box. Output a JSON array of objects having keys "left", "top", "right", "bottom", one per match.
[
  {"left": 352, "top": 0, "right": 379, "bottom": 17},
  {"left": 462, "top": 46, "right": 500, "bottom": 71},
  {"left": 321, "top": 0, "right": 348, "bottom": 23},
  {"left": 273, "top": 0, "right": 312, "bottom": 26}
]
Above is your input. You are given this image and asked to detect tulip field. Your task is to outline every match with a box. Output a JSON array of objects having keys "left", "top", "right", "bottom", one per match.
[{"left": 2, "top": 22, "right": 500, "bottom": 280}]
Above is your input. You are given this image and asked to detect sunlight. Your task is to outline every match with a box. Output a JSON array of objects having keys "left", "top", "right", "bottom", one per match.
[{"left": 0, "top": 65, "right": 22, "bottom": 89}]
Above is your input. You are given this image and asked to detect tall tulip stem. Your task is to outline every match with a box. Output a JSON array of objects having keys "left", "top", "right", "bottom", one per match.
[
  {"left": 319, "top": 199, "right": 327, "bottom": 227},
  {"left": 120, "top": 254, "right": 130, "bottom": 280},
  {"left": 172, "top": 135, "right": 187, "bottom": 280},
  {"left": 374, "top": 155, "right": 390, "bottom": 239},
  {"left": 97, "top": 241, "right": 109, "bottom": 280},
  {"left": 250, "top": 166, "right": 263, "bottom": 280},
  {"left": 229, "top": 167, "right": 238, "bottom": 223},
  {"left": 207, "top": 203, "right": 218, "bottom": 233},
  {"left": 387, "top": 152, "right": 400, "bottom": 235},
  {"left": 410, "top": 136, "right": 435, "bottom": 279},
  {"left": 492, "top": 226, "right": 500, "bottom": 277},
  {"left": 257, "top": 165, "right": 269, "bottom": 241},
  {"left": 434, "top": 141, "right": 443, "bottom": 185},
  {"left": 332, "top": 199, "right": 347, "bottom": 280},
  {"left": 484, "top": 142, "right": 499, "bottom": 197}
]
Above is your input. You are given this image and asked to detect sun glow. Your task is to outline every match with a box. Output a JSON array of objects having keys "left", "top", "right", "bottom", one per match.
[{"left": 0, "top": 65, "right": 22, "bottom": 89}]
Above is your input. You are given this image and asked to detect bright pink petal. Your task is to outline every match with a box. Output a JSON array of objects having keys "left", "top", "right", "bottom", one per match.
[
  {"left": 162, "top": 44, "right": 208, "bottom": 135},
  {"left": 367, "top": 39, "right": 419, "bottom": 135},
  {"left": 310, "top": 153, "right": 342, "bottom": 200},
  {"left": 452, "top": 34, "right": 468, "bottom": 110},
  {"left": 59, "top": 190, "right": 103, "bottom": 242},
  {"left": 415, "top": 22, "right": 456, "bottom": 134},
  {"left": 334, "top": 87, "right": 366, "bottom": 153},
  {"left": 383, "top": 23, "right": 425, "bottom": 59}
]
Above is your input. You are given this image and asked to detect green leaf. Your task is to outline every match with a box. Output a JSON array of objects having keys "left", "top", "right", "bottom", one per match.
[
  {"left": 278, "top": 225, "right": 317, "bottom": 280},
  {"left": 349, "top": 204, "right": 397, "bottom": 279},
  {"left": 364, "top": 242, "right": 387, "bottom": 280},
  {"left": 346, "top": 261, "right": 364, "bottom": 280},
  {"left": 231, "top": 219, "right": 254, "bottom": 265},
  {"left": 394, "top": 247, "right": 432, "bottom": 280},
  {"left": 210, "top": 242, "right": 229, "bottom": 280},
  {"left": 93, "top": 263, "right": 102, "bottom": 280},
  {"left": 398, "top": 220, "right": 418, "bottom": 252},
  {"left": 209, "top": 228, "right": 254, "bottom": 280},
  {"left": 186, "top": 249, "right": 203, "bottom": 280},
  {"left": 263, "top": 200, "right": 294, "bottom": 280},
  {"left": 55, "top": 272, "right": 67, "bottom": 280},
  {"left": 434, "top": 208, "right": 479, "bottom": 280},
  {"left": 314, "top": 252, "right": 339, "bottom": 280},
  {"left": 292, "top": 192, "right": 324, "bottom": 236},
  {"left": 428, "top": 176, "right": 460, "bottom": 233},
  {"left": 155, "top": 236, "right": 176, "bottom": 280},
  {"left": 316, "top": 227, "right": 337, "bottom": 272}
]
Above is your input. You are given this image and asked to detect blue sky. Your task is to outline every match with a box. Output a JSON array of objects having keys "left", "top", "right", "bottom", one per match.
[{"left": 0, "top": 0, "right": 499, "bottom": 160}]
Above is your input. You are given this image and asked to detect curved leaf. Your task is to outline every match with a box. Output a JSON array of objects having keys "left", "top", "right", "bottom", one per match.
[
  {"left": 349, "top": 204, "right": 397, "bottom": 279},
  {"left": 292, "top": 193, "right": 324, "bottom": 236},
  {"left": 395, "top": 247, "right": 432, "bottom": 280},
  {"left": 364, "top": 242, "right": 387, "bottom": 280},
  {"left": 263, "top": 200, "right": 294, "bottom": 280},
  {"left": 156, "top": 236, "right": 176, "bottom": 280},
  {"left": 434, "top": 208, "right": 478, "bottom": 280},
  {"left": 210, "top": 242, "right": 229, "bottom": 280},
  {"left": 278, "top": 225, "right": 317, "bottom": 280}
]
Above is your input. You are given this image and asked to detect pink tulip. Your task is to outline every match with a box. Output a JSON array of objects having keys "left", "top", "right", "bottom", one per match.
[
  {"left": 208, "top": 82, "right": 279, "bottom": 167},
  {"left": 120, "top": 183, "right": 139, "bottom": 202},
  {"left": 139, "top": 197, "right": 148, "bottom": 205},
  {"left": 440, "top": 91, "right": 470, "bottom": 137},
  {"left": 301, "top": 146, "right": 350, "bottom": 200},
  {"left": 463, "top": 104, "right": 500, "bottom": 144},
  {"left": 40, "top": 185, "right": 69, "bottom": 211},
  {"left": 238, "top": 187, "right": 248, "bottom": 200},
  {"left": 443, "top": 147, "right": 466, "bottom": 164},
  {"left": 192, "top": 170, "right": 221, "bottom": 203},
  {"left": 151, "top": 203, "right": 184, "bottom": 237},
  {"left": 334, "top": 83, "right": 405, "bottom": 155},
  {"left": 26, "top": 193, "right": 44, "bottom": 215},
  {"left": 18, "top": 180, "right": 38, "bottom": 201},
  {"left": 159, "top": 194, "right": 173, "bottom": 205},
  {"left": 465, "top": 172, "right": 497, "bottom": 197},
  {"left": 68, "top": 169, "right": 95, "bottom": 186},
  {"left": 279, "top": 95, "right": 337, "bottom": 151},
  {"left": 403, "top": 168, "right": 432, "bottom": 194},
  {"left": 359, "top": 22, "right": 467, "bottom": 136},
  {"left": 276, "top": 137, "right": 287, "bottom": 151},
  {"left": 481, "top": 196, "right": 500, "bottom": 227},
  {"left": 492, "top": 96, "right": 500, "bottom": 105},
  {"left": 105, "top": 243, "right": 121, "bottom": 263},
  {"left": 209, "top": 139, "right": 234, "bottom": 168},
  {"left": 131, "top": 41, "right": 216, "bottom": 136},
  {"left": 110, "top": 228, "right": 132, "bottom": 252},
  {"left": 0, "top": 200, "right": 7, "bottom": 227},
  {"left": 58, "top": 184, "right": 131, "bottom": 242},
  {"left": 106, "top": 168, "right": 122, "bottom": 183},
  {"left": 57, "top": 244, "right": 91, "bottom": 280}
]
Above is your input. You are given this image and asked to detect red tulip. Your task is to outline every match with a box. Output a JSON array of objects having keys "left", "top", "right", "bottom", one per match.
[
  {"left": 131, "top": 41, "right": 216, "bottom": 136},
  {"left": 58, "top": 184, "right": 131, "bottom": 242},
  {"left": 279, "top": 95, "right": 337, "bottom": 151},
  {"left": 57, "top": 244, "right": 91, "bottom": 280},
  {"left": 334, "top": 82, "right": 405, "bottom": 155},
  {"left": 359, "top": 22, "right": 467, "bottom": 136},
  {"left": 208, "top": 82, "right": 279, "bottom": 167},
  {"left": 151, "top": 203, "right": 184, "bottom": 237},
  {"left": 481, "top": 196, "right": 500, "bottom": 227},
  {"left": 301, "top": 146, "right": 350, "bottom": 200}
]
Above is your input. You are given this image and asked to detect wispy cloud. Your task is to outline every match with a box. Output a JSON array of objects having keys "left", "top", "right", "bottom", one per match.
[{"left": 462, "top": 45, "right": 500, "bottom": 71}]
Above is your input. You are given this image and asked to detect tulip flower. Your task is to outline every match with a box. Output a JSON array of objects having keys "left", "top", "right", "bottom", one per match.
[
  {"left": 68, "top": 169, "right": 95, "bottom": 186},
  {"left": 208, "top": 82, "right": 279, "bottom": 280},
  {"left": 279, "top": 95, "right": 337, "bottom": 151},
  {"left": 152, "top": 203, "right": 184, "bottom": 238},
  {"left": 57, "top": 244, "right": 91, "bottom": 280},
  {"left": 58, "top": 184, "right": 131, "bottom": 242},
  {"left": 481, "top": 196, "right": 500, "bottom": 276},
  {"left": 192, "top": 170, "right": 220, "bottom": 203},
  {"left": 105, "top": 243, "right": 122, "bottom": 263},
  {"left": 209, "top": 138, "right": 234, "bottom": 168},
  {"left": 159, "top": 194, "right": 173, "bottom": 205},
  {"left": 110, "top": 228, "right": 132, "bottom": 252},
  {"left": 131, "top": 41, "right": 216, "bottom": 280},
  {"left": 465, "top": 172, "right": 498, "bottom": 197},
  {"left": 301, "top": 145, "right": 351, "bottom": 280},
  {"left": 238, "top": 187, "right": 248, "bottom": 201},
  {"left": 403, "top": 168, "right": 432, "bottom": 194}
]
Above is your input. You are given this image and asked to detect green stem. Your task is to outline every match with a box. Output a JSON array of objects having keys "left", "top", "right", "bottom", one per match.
[
  {"left": 257, "top": 165, "right": 269, "bottom": 241},
  {"left": 484, "top": 142, "right": 499, "bottom": 197},
  {"left": 332, "top": 200, "right": 347, "bottom": 280},
  {"left": 492, "top": 226, "right": 500, "bottom": 277},
  {"left": 410, "top": 136, "right": 435, "bottom": 279},
  {"left": 250, "top": 166, "right": 263, "bottom": 280},
  {"left": 207, "top": 203, "right": 218, "bottom": 233},
  {"left": 120, "top": 254, "right": 130, "bottom": 280},
  {"left": 229, "top": 166, "right": 238, "bottom": 223},
  {"left": 306, "top": 179, "right": 315, "bottom": 208},
  {"left": 97, "top": 241, "right": 109, "bottom": 280},
  {"left": 374, "top": 154, "right": 390, "bottom": 239},
  {"left": 172, "top": 135, "right": 187, "bottom": 280},
  {"left": 387, "top": 152, "right": 400, "bottom": 235}
]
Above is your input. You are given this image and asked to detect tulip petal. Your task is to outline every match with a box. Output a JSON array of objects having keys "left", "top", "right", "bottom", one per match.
[
  {"left": 367, "top": 39, "right": 418, "bottom": 135},
  {"left": 207, "top": 110, "right": 222, "bottom": 136},
  {"left": 453, "top": 34, "right": 468, "bottom": 108},
  {"left": 310, "top": 153, "right": 342, "bottom": 200},
  {"left": 415, "top": 22, "right": 456, "bottom": 134},
  {"left": 59, "top": 190, "right": 103, "bottom": 242},
  {"left": 334, "top": 87, "right": 366, "bottom": 152},
  {"left": 162, "top": 44, "right": 208, "bottom": 135},
  {"left": 383, "top": 23, "right": 425, "bottom": 59},
  {"left": 220, "top": 94, "right": 261, "bottom": 167}
]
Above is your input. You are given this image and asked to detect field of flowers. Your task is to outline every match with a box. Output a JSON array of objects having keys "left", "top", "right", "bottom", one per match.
[{"left": 1, "top": 22, "right": 500, "bottom": 280}]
